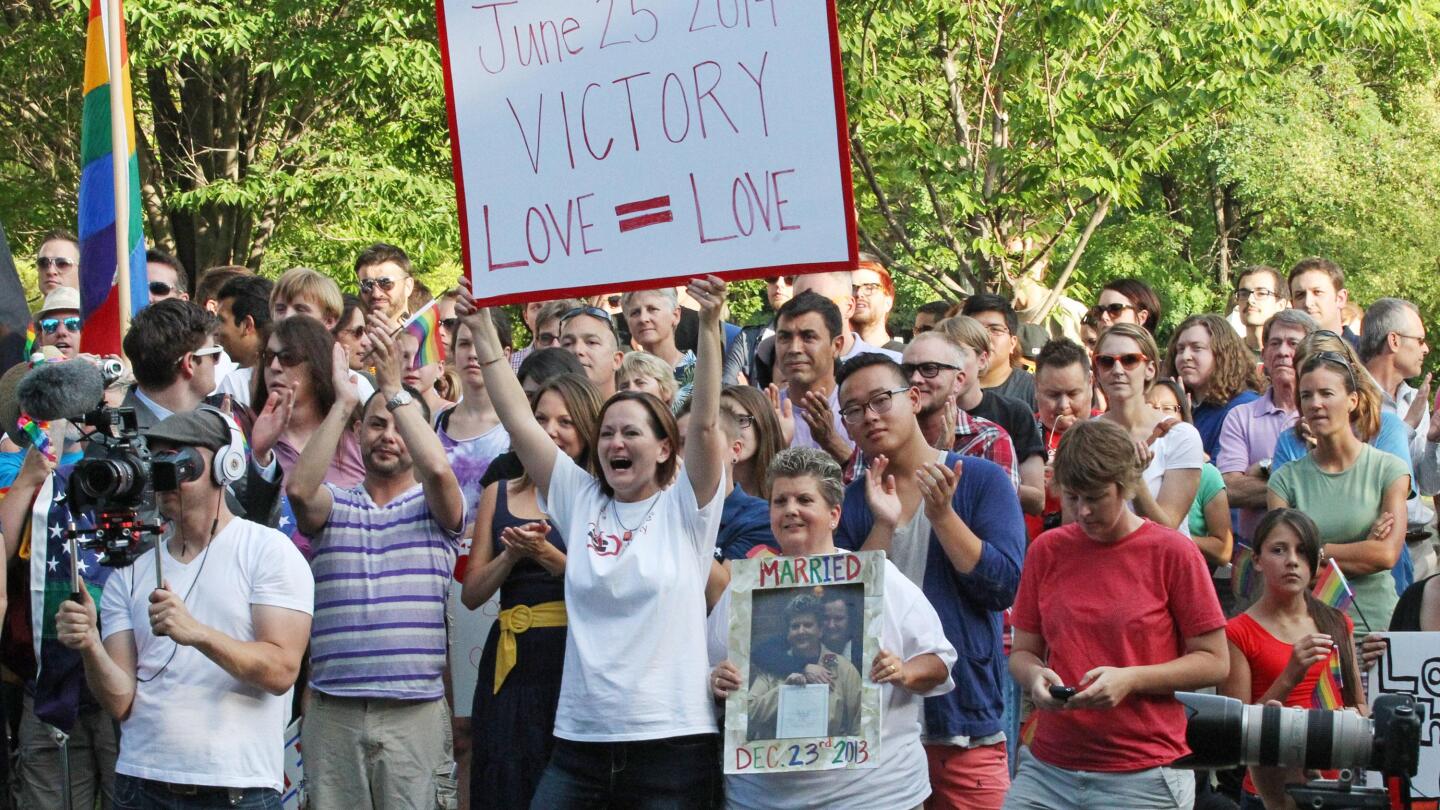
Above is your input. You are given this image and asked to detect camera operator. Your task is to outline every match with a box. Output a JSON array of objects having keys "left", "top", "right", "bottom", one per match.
[
  {"left": 116, "top": 298, "right": 280, "bottom": 521},
  {"left": 54, "top": 408, "right": 314, "bottom": 807}
]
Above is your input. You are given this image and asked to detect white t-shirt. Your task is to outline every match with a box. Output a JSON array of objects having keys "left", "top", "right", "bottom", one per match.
[
  {"left": 216, "top": 366, "right": 254, "bottom": 408},
  {"left": 539, "top": 447, "right": 723, "bottom": 742},
  {"left": 1140, "top": 420, "right": 1204, "bottom": 538},
  {"left": 707, "top": 556, "right": 957, "bottom": 810},
  {"left": 100, "top": 518, "right": 314, "bottom": 790}
]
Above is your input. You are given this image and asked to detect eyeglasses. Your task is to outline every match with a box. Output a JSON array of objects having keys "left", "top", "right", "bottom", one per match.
[
  {"left": 1093, "top": 353, "right": 1147, "bottom": 372},
  {"left": 1235, "top": 287, "right": 1277, "bottom": 300},
  {"left": 149, "top": 281, "right": 176, "bottom": 297},
  {"left": 1393, "top": 332, "right": 1428, "bottom": 349},
  {"left": 38, "top": 316, "right": 80, "bottom": 334},
  {"left": 337, "top": 324, "right": 366, "bottom": 339},
  {"left": 853, "top": 282, "right": 885, "bottom": 296},
  {"left": 1090, "top": 302, "right": 1134, "bottom": 318},
  {"left": 900, "top": 361, "right": 960, "bottom": 379},
  {"left": 839, "top": 387, "right": 910, "bottom": 425},
  {"left": 732, "top": 413, "right": 756, "bottom": 430},
  {"left": 984, "top": 323, "right": 1010, "bottom": 337},
  {"left": 359, "top": 277, "right": 397, "bottom": 294},
  {"left": 261, "top": 347, "right": 307, "bottom": 368},
  {"left": 37, "top": 256, "right": 75, "bottom": 272}
]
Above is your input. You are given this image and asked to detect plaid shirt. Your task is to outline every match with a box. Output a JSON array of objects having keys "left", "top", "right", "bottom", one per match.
[
  {"left": 842, "top": 409, "right": 1021, "bottom": 489},
  {"left": 953, "top": 409, "right": 1020, "bottom": 489}
]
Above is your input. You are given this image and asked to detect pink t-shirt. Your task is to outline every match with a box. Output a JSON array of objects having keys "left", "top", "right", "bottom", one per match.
[{"left": 1012, "top": 519, "right": 1226, "bottom": 771}]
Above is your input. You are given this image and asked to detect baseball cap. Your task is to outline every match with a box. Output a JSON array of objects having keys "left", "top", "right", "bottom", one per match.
[{"left": 144, "top": 408, "right": 232, "bottom": 451}]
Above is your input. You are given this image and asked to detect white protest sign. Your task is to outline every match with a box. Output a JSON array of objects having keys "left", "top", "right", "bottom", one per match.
[
  {"left": 437, "top": 0, "right": 857, "bottom": 304},
  {"left": 1367, "top": 631, "right": 1440, "bottom": 798}
]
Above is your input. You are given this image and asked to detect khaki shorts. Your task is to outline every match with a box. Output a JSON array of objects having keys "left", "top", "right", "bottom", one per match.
[{"left": 302, "top": 692, "right": 457, "bottom": 810}]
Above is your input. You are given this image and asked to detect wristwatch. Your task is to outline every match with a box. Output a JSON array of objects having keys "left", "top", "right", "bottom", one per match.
[{"left": 385, "top": 389, "right": 414, "bottom": 413}]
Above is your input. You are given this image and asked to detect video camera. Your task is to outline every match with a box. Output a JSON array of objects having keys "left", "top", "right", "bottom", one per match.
[
  {"left": 1177, "top": 692, "right": 1423, "bottom": 809},
  {"left": 14, "top": 357, "right": 205, "bottom": 567},
  {"left": 66, "top": 406, "right": 202, "bottom": 567}
]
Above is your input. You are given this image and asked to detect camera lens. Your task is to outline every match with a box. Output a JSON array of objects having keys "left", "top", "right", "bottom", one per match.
[
  {"left": 1176, "top": 692, "right": 1374, "bottom": 771},
  {"left": 75, "top": 458, "right": 137, "bottom": 501}
]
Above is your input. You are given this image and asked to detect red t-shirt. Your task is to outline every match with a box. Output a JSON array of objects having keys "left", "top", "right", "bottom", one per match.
[
  {"left": 1225, "top": 611, "right": 1353, "bottom": 794},
  {"left": 1012, "top": 519, "right": 1226, "bottom": 771}
]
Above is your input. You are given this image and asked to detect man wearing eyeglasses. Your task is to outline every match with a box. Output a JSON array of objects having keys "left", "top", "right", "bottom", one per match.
[
  {"left": 852, "top": 257, "right": 902, "bottom": 353},
  {"left": 146, "top": 249, "right": 190, "bottom": 304},
  {"left": 899, "top": 332, "right": 1019, "bottom": 488},
  {"left": 354, "top": 242, "right": 416, "bottom": 326},
  {"left": 1230, "top": 265, "right": 1289, "bottom": 356},
  {"left": 1361, "top": 298, "right": 1440, "bottom": 578},
  {"left": 36, "top": 230, "right": 80, "bottom": 295},
  {"left": 832, "top": 353, "right": 1024, "bottom": 809},
  {"left": 792, "top": 271, "right": 901, "bottom": 363},
  {"left": 962, "top": 294, "right": 1037, "bottom": 411},
  {"left": 33, "top": 286, "right": 81, "bottom": 360}
]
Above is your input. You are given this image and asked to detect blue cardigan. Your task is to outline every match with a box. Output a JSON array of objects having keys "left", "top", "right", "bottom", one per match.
[{"left": 835, "top": 453, "right": 1024, "bottom": 739}]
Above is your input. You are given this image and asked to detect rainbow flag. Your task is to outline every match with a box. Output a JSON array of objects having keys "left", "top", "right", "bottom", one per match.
[
  {"left": 1231, "top": 543, "right": 1256, "bottom": 600},
  {"left": 402, "top": 299, "right": 444, "bottom": 369},
  {"left": 22, "top": 322, "right": 36, "bottom": 360},
  {"left": 1313, "top": 649, "right": 1344, "bottom": 710},
  {"left": 77, "top": 0, "right": 147, "bottom": 357},
  {"left": 1312, "top": 558, "right": 1355, "bottom": 613}
]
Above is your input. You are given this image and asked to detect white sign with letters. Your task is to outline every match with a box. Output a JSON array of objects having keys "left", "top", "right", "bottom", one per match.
[{"left": 437, "top": 0, "right": 857, "bottom": 304}]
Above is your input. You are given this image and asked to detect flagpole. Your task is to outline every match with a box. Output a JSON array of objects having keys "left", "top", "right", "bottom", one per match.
[{"left": 105, "top": 0, "right": 132, "bottom": 338}]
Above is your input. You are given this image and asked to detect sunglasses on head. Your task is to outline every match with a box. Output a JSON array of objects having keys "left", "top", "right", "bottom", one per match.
[
  {"left": 1093, "top": 352, "right": 1147, "bottom": 371},
  {"left": 149, "top": 281, "right": 176, "bottom": 296},
  {"left": 359, "top": 277, "right": 397, "bottom": 294},
  {"left": 37, "top": 256, "right": 75, "bottom": 271},
  {"left": 262, "top": 347, "right": 307, "bottom": 368},
  {"left": 38, "top": 316, "right": 80, "bottom": 334},
  {"left": 561, "top": 306, "right": 614, "bottom": 326}
]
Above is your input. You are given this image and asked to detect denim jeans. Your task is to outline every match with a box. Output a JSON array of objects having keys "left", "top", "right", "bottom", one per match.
[
  {"left": 529, "top": 734, "right": 719, "bottom": 810},
  {"left": 112, "top": 773, "right": 282, "bottom": 810}
]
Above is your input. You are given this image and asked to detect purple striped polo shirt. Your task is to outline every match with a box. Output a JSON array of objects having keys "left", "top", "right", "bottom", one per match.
[{"left": 308, "top": 482, "right": 463, "bottom": 700}]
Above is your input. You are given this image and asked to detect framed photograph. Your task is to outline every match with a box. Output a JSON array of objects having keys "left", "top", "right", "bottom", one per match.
[{"left": 723, "top": 552, "right": 884, "bottom": 774}]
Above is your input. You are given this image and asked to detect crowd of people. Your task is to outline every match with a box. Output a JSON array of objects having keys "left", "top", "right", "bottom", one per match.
[{"left": 0, "top": 234, "right": 1437, "bottom": 810}]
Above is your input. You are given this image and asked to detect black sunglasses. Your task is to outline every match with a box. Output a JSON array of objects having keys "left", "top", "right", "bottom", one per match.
[
  {"left": 1090, "top": 302, "right": 1134, "bottom": 318},
  {"left": 262, "top": 347, "right": 308, "bottom": 368}
]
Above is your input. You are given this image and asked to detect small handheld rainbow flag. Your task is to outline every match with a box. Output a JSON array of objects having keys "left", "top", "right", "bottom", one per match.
[
  {"left": 1312, "top": 557, "right": 1355, "bottom": 613},
  {"left": 23, "top": 322, "right": 36, "bottom": 360},
  {"left": 401, "top": 299, "right": 444, "bottom": 369},
  {"left": 1312, "top": 648, "right": 1344, "bottom": 710},
  {"left": 17, "top": 414, "right": 54, "bottom": 462},
  {"left": 1231, "top": 543, "right": 1256, "bottom": 600}
]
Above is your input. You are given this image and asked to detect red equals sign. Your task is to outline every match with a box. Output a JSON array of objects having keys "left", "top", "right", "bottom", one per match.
[{"left": 615, "top": 195, "right": 673, "bottom": 233}]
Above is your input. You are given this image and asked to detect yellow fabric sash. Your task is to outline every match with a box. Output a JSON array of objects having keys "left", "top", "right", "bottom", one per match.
[{"left": 494, "top": 601, "right": 567, "bottom": 693}]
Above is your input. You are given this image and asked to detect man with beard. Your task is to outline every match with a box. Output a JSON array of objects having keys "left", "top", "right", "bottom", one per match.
[
  {"left": 287, "top": 319, "right": 466, "bottom": 810},
  {"left": 900, "top": 332, "right": 1018, "bottom": 486},
  {"left": 1231, "top": 266, "right": 1289, "bottom": 357},
  {"left": 851, "top": 256, "right": 902, "bottom": 352}
]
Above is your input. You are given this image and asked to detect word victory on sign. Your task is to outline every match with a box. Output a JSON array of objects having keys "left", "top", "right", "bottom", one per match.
[{"left": 437, "top": 0, "right": 858, "bottom": 304}]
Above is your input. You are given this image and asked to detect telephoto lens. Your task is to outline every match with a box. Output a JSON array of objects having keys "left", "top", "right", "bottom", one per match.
[{"left": 1174, "top": 692, "right": 1373, "bottom": 771}]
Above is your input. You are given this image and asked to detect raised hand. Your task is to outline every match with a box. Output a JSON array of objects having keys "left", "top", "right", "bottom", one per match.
[
  {"left": 916, "top": 459, "right": 962, "bottom": 520},
  {"left": 766, "top": 384, "right": 796, "bottom": 446},
  {"left": 864, "top": 455, "right": 901, "bottom": 528},
  {"left": 686, "top": 275, "right": 727, "bottom": 325},
  {"left": 1404, "top": 373, "right": 1432, "bottom": 430},
  {"left": 365, "top": 314, "right": 405, "bottom": 396},
  {"left": 499, "top": 521, "right": 552, "bottom": 560},
  {"left": 330, "top": 343, "right": 360, "bottom": 408},
  {"left": 1284, "top": 633, "right": 1335, "bottom": 677},
  {"left": 249, "top": 386, "right": 294, "bottom": 462}
]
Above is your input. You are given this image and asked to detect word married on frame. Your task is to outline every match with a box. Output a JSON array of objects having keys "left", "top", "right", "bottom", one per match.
[{"left": 724, "top": 552, "right": 883, "bottom": 774}]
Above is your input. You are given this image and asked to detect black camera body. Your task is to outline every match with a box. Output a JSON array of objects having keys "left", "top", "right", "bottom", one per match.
[{"left": 67, "top": 406, "right": 198, "bottom": 567}]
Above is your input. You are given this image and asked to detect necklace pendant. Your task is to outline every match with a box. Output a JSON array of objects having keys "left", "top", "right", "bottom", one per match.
[{"left": 622, "top": 531, "right": 633, "bottom": 542}]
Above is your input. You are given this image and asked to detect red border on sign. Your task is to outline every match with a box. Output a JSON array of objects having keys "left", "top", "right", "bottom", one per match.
[{"left": 433, "top": 1, "right": 860, "bottom": 307}]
